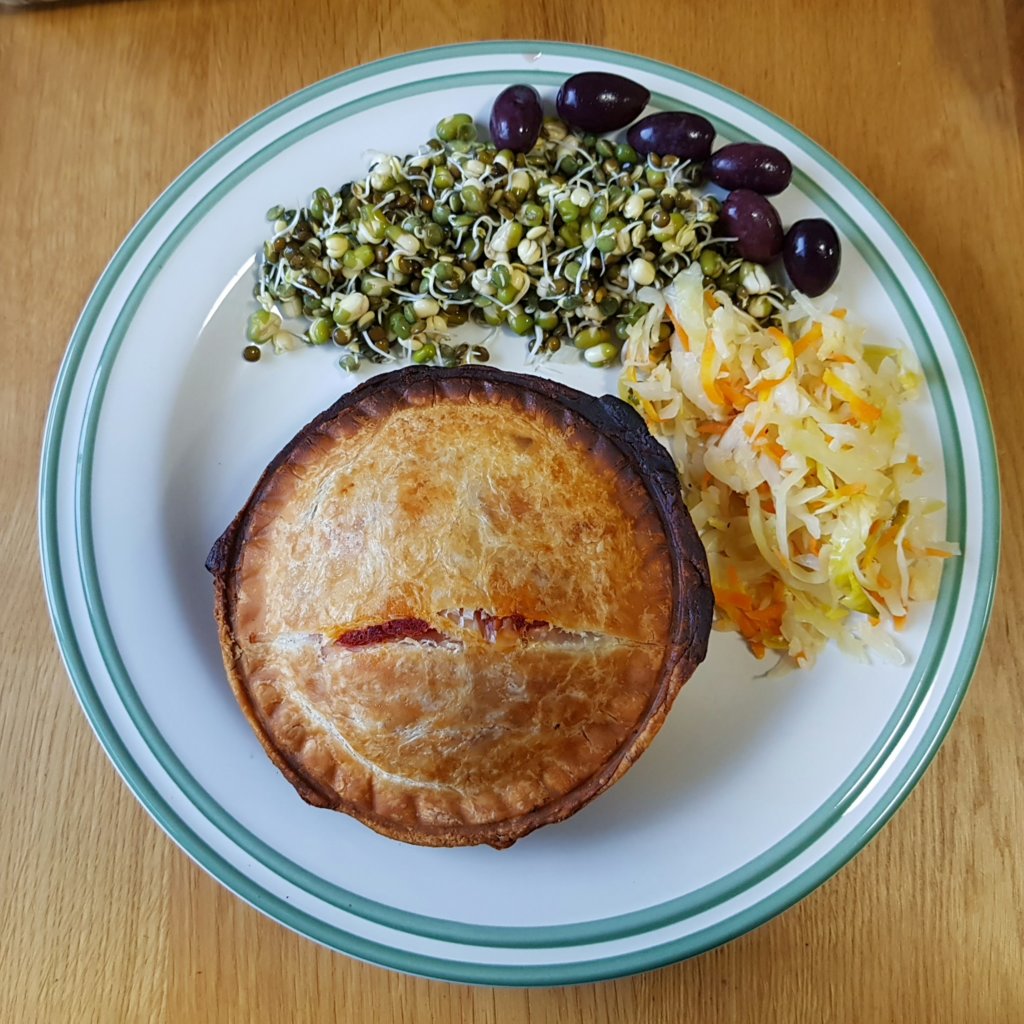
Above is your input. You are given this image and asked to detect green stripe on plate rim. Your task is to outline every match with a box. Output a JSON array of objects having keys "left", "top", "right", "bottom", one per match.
[{"left": 40, "top": 42, "right": 1000, "bottom": 984}]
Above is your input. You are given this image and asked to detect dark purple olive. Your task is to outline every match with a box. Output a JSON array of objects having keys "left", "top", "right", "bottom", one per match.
[
  {"left": 556, "top": 72, "right": 650, "bottom": 133},
  {"left": 490, "top": 84, "right": 544, "bottom": 153},
  {"left": 720, "top": 190, "right": 784, "bottom": 263},
  {"left": 784, "top": 219, "right": 841, "bottom": 296},
  {"left": 626, "top": 111, "right": 715, "bottom": 161},
  {"left": 709, "top": 143, "right": 792, "bottom": 196}
]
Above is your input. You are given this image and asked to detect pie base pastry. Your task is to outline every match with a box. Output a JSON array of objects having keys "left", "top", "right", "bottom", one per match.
[{"left": 206, "top": 366, "right": 713, "bottom": 848}]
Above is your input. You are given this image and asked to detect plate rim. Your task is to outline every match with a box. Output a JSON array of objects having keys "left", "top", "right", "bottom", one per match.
[{"left": 39, "top": 40, "right": 1001, "bottom": 985}]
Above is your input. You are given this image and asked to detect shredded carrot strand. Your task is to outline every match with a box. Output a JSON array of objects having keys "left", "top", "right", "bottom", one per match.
[
  {"left": 700, "top": 335, "right": 727, "bottom": 406},
  {"left": 639, "top": 397, "right": 660, "bottom": 425},
  {"left": 717, "top": 589, "right": 754, "bottom": 612},
  {"left": 793, "top": 322, "right": 823, "bottom": 357},
  {"left": 823, "top": 368, "right": 882, "bottom": 423},
  {"left": 704, "top": 289, "right": 720, "bottom": 311},
  {"left": 697, "top": 420, "right": 730, "bottom": 435},
  {"left": 716, "top": 586, "right": 786, "bottom": 653},
  {"left": 719, "top": 379, "right": 752, "bottom": 410},
  {"left": 752, "top": 327, "right": 796, "bottom": 398},
  {"left": 834, "top": 483, "right": 867, "bottom": 497},
  {"left": 666, "top": 306, "right": 690, "bottom": 351}
]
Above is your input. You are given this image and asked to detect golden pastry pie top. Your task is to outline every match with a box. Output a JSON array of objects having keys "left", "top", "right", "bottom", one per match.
[{"left": 207, "top": 366, "right": 713, "bottom": 848}]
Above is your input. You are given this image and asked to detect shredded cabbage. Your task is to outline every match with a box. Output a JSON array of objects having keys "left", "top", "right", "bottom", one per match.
[{"left": 620, "top": 263, "right": 958, "bottom": 667}]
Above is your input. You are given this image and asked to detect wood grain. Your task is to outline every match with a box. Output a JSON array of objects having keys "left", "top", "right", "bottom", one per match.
[{"left": 1, "top": 1, "right": 1022, "bottom": 1020}]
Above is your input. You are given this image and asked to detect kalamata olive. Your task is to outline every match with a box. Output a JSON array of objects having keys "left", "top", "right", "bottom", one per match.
[
  {"left": 489, "top": 84, "right": 544, "bottom": 153},
  {"left": 556, "top": 72, "right": 650, "bottom": 133},
  {"left": 709, "top": 143, "right": 792, "bottom": 195},
  {"left": 720, "top": 190, "right": 784, "bottom": 263},
  {"left": 783, "top": 219, "right": 841, "bottom": 296},
  {"left": 626, "top": 111, "right": 716, "bottom": 161}
]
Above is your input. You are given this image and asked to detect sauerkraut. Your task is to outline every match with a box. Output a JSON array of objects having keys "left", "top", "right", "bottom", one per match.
[{"left": 620, "top": 263, "right": 957, "bottom": 667}]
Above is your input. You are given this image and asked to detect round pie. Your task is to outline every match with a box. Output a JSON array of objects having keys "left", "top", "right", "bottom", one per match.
[{"left": 206, "top": 366, "right": 713, "bottom": 848}]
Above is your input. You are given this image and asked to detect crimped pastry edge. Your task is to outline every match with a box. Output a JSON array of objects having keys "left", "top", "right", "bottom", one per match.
[{"left": 207, "top": 366, "right": 713, "bottom": 848}]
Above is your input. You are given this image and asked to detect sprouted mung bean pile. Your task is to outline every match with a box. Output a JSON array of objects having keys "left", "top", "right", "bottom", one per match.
[
  {"left": 245, "top": 115, "right": 789, "bottom": 371},
  {"left": 620, "top": 263, "right": 957, "bottom": 667}
]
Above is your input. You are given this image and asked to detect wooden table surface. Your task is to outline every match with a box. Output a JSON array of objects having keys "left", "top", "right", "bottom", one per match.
[{"left": 2, "top": 1, "right": 1022, "bottom": 1020}]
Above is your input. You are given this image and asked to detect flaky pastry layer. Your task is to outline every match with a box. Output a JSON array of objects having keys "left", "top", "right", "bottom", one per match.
[{"left": 207, "top": 367, "right": 713, "bottom": 848}]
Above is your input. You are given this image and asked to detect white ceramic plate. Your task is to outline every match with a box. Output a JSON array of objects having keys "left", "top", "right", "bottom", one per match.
[{"left": 40, "top": 43, "right": 999, "bottom": 985}]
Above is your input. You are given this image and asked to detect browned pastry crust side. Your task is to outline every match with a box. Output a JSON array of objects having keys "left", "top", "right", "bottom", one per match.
[{"left": 207, "top": 366, "right": 713, "bottom": 848}]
